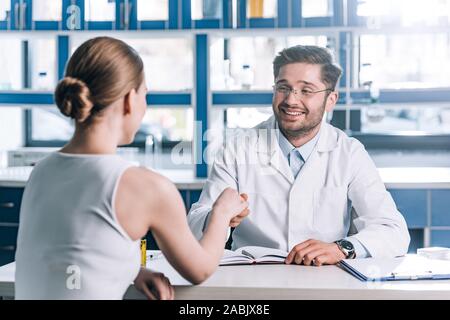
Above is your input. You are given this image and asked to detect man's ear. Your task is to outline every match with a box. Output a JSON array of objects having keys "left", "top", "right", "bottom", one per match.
[{"left": 325, "top": 91, "right": 338, "bottom": 112}]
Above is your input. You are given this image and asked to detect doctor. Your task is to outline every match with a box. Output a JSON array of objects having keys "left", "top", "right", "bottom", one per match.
[{"left": 188, "top": 45, "right": 410, "bottom": 266}]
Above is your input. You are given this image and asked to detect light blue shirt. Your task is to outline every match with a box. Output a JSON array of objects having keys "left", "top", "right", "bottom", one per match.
[
  {"left": 277, "top": 126, "right": 320, "bottom": 177},
  {"left": 276, "top": 125, "right": 369, "bottom": 258}
]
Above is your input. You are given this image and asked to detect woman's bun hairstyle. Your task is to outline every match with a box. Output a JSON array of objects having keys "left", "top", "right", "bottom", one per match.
[
  {"left": 55, "top": 77, "right": 94, "bottom": 123},
  {"left": 54, "top": 37, "right": 144, "bottom": 124}
]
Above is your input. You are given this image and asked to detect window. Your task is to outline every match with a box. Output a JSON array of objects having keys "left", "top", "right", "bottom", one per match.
[
  {"left": 191, "top": 0, "right": 222, "bottom": 20},
  {"left": 137, "top": 0, "right": 168, "bottom": 21},
  {"left": 358, "top": 33, "right": 450, "bottom": 89},
  {"left": 302, "top": 0, "right": 333, "bottom": 18},
  {"left": 71, "top": 36, "right": 193, "bottom": 91},
  {"left": 225, "top": 107, "right": 272, "bottom": 128},
  {"left": 31, "top": 108, "right": 73, "bottom": 141},
  {"left": 0, "top": 38, "right": 22, "bottom": 90},
  {"left": 0, "top": 37, "right": 56, "bottom": 91},
  {"left": 139, "top": 108, "right": 193, "bottom": 143},
  {"left": 205, "top": 107, "right": 272, "bottom": 163},
  {"left": 30, "top": 36, "right": 193, "bottom": 151},
  {"left": 0, "top": 107, "right": 23, "bottom": 152},
  {"left": 124, "top": 38, "right": 193, "bottom": 91},
  {"left": 210, "top": 35, "right": 334, "bottom": 91},
  {"left": 247, "top": 0, "right": 277, "bottom": 19},
  {"left": 32, "top": 0, "right": 62, "bottom": 21},
  {"left": 0, "top": 0, "right": 10, "bottom": 21},
  {"left": 357, "top": 0, "right": 450, "bottom": 27},
  {"left": 29, "top": 107, "right": 193, "bottom": 147},
  {"left": 85, "top": 0, "right": 115, "bottom": 21},
  {"left": 361, "top": 105, "right": 450, "bottom": 134},
  {"left": 30, "top": 38, "right": 57, "bottom": 90}
]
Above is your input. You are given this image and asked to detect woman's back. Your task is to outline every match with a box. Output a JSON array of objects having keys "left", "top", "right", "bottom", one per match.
[
  {"left": 14, "top": 36, "right": 248, "bottom": 300},
  {"left": 15, "top": 152, "right": 140, "bottom": 299}
]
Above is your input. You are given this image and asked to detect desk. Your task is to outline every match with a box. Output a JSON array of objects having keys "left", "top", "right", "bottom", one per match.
[
  {"left": 3, "top": 166, "right": 450, "bottom": 189},
  {"left": 2, "top": 253, "right": 450, "bottom": 300}
]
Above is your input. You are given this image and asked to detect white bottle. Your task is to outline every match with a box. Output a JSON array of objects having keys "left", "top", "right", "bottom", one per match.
[
  {"left": 370, "top": 82, "right": 380, "bottom": 103},
  {"left": 241, "top": 64, "right": 254, "bottom": 90},
  {"left": 36, "top": 71, "right": 49, "bottom": 90},
  {"left": 144, "top": 134, "right": 155, "bottom": 168},
  {"left": 223, "top": 59, "right": 235, "bottom": 89},
  {"left": 145, "top": 133, "right": 162, "bottom": 168}
]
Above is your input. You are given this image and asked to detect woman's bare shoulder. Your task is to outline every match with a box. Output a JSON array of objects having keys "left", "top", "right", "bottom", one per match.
[{"left": 120, "top": 167, "right": 179, "bottom": 204}]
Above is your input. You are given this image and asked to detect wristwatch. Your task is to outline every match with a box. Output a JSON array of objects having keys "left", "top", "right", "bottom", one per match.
[{"left": 334, "top": 239, "right": 356, "bottom": 259}]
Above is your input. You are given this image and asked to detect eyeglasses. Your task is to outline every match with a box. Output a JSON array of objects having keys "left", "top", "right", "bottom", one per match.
[{"left": 273, "top": 84, "right": 333, "bottom": 99}]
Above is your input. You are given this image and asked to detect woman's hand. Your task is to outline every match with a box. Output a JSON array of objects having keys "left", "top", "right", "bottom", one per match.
[
  {"left": 134, "top": 268, "right": 175, "bottom": 300},
  {"left": 212, "top": 188, "right": 249, "bottom": 222},
  {"left": 229, "top": 193, "right": 249, "bottom": 227}
]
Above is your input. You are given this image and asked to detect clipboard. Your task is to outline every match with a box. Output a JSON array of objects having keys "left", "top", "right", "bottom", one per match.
[{"left": 338, "top": 255, "right": 450, "bottom": 281}]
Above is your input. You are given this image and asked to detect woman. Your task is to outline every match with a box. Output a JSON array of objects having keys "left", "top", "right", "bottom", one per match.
[{"left": 15, "top": 37, "right": 249, "bottom": 300}]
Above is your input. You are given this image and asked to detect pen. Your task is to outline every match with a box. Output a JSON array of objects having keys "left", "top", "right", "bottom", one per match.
[
  {"left": 391, "top": 271, "right": 434, "bottom": 280},
  {"left": 140, "top": 239, "right": 147, "bottom": 267}
]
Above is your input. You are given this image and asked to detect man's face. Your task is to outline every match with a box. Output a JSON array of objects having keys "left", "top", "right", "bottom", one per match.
[{"left": 272, "top": 62, "right": 337, "bottom": 138}]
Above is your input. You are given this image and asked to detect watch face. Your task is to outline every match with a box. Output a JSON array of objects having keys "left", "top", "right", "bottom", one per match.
[{"left": 340, "top": 240, "right": 354, "bottom": 251}]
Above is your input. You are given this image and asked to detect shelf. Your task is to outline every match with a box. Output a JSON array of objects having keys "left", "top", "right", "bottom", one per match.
[{"left": 0, "top": 92, "right": 192, "bottom": 107}]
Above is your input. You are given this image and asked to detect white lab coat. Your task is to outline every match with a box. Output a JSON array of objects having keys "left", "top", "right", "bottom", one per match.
[{"left": 188, "top": 116, "right": 410, "bottom": 258}]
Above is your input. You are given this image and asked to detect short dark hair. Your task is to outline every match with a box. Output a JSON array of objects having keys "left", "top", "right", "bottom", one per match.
[{"left": 273, "top": 45, "right": 342, "bottom": 90}]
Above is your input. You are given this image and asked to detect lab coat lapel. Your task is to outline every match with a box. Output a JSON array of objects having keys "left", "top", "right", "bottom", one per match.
[
  {"left": 293, "top": 122, "right": 338, "bottom": 188},
  {"left": 256, "top": 117, "right": 294, "bottom": 184},
  {"left": 269, "top": 149, "right": 295, "bottom": 184}
]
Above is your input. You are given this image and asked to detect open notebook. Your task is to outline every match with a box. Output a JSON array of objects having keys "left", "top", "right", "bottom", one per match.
[
  {"left": 339, "top": 255, "right": 450, "bottom": 281},
  {"left": 220, "top": 246, "right": 288, "bottom": 266}
]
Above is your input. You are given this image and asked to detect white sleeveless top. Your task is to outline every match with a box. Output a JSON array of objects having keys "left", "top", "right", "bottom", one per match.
[{"left": 15, "top": 152, "right": 141, "bottom": 300}]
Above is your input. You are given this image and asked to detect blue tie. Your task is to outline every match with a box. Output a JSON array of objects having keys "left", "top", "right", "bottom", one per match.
[{"left": 289, "top": 149, "right": 304, "bottom": 179}]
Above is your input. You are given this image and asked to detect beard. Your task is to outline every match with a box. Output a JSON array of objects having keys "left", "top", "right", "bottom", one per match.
[{"left": 274, "top": 99, "right": 326, "bottom": 140}]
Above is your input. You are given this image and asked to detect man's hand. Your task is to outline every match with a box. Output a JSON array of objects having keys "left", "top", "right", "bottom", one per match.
[
  {"left": 134, "top": 268, "right": 175, "bottom": 300},
  {"left": 229, "top": 193, "right": 250, "bottom": 227},
  {"left": 285, "top": 239, "right": 346, "bottom": 266},
  {"left": 212, "top": 189, "right": 249, "bottom": 222}
]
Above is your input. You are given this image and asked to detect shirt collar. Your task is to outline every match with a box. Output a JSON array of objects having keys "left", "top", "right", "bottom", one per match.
[{"left": 276, "top": 122, "right": 321, "bottom": 162}]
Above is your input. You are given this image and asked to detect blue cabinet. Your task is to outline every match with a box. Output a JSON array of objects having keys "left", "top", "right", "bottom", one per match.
[
  {"left": 0, "top": 186, "right": 199, "bottom": 259},
  {"left": 186, "top": 190, "right": 201, "bottom": 211},
  {"left": 407, "top": 229, "right": 424, "bottom": 254},
  {"left": 174, "top": 189, "right": 202, "bottom": 211},
  {"left": 0, "top": 226, "right": 19, "bottom": 247},
  {"left": 0, "top": 249, "right": 15, "bottom": 266},
  {"left": 388, "top": 189, "right": 428, "bottom": 228},
  {"left": 0, "top": 187, "right": 23, "bottom": 223},
  {"left": 0, "top": 184, "right": 449, "bottom": 263},
  {"left": 0, "top": 187, "right": 23, "bottom": 266},
  {"left": 178, "top": 189, "right": 188, "bottom": 209},
  {"left": 431, "top": 190, "right": 450, "bottom": 226},
  {"left": 431, "top": 230, "right": 450, "bottom": 247}
]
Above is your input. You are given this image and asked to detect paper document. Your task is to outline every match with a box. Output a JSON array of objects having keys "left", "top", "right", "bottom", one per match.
[{"left": 339, "top": 255, "right": 450, "bottom": 281}]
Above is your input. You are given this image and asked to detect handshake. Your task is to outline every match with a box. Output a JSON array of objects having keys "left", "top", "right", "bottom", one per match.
[{"left": 212, "top": 188, "right": 250, "bottom": 228}]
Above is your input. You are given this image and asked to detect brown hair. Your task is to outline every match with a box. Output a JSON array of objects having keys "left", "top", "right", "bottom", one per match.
[
  {"left": 273, "top": 45, "right": 342, "bottom": 90},
  {"left": 55, "top": 36, "right": 144, "bottom": 123}
]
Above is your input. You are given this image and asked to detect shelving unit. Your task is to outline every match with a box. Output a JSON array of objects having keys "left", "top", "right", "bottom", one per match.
[{"left": 0, "top": 0, "right": 449, "bottom": 175}]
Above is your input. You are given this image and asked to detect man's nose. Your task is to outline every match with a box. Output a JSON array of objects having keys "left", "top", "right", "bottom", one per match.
[{"left": 284, "top": 90, "right": 302, "bottom": 106}]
